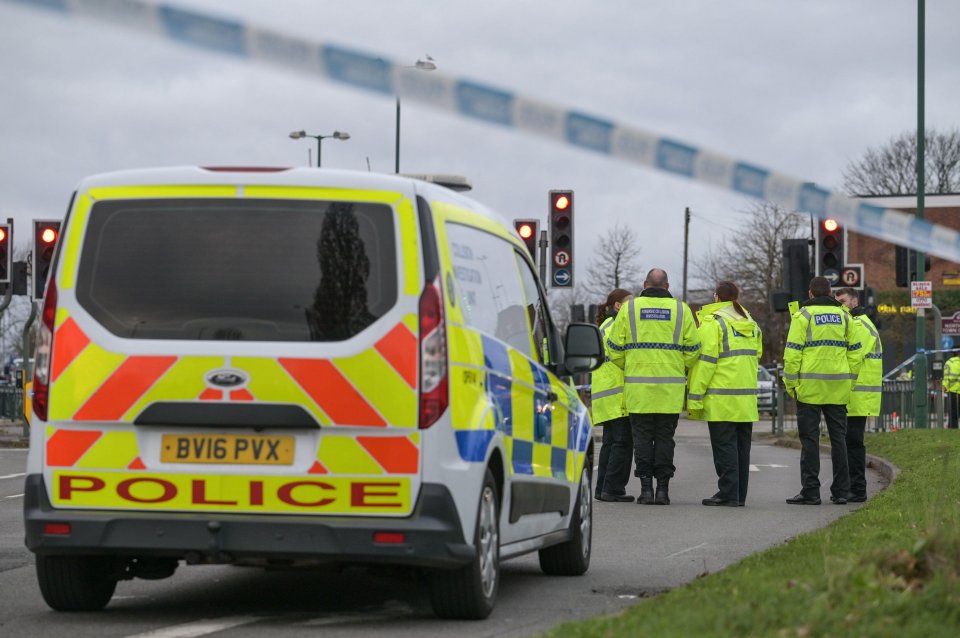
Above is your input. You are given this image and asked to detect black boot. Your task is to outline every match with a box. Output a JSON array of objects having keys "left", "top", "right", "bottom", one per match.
[
  {"left": 637, "top": 476, "right": 655, "bottom": 504},
  {"left": 655, "top": 478, "right": 670, "bottom": 505}
]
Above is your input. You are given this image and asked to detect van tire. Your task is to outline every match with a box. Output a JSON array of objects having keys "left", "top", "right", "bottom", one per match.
[
  {"left": 427, "top": 469, "right": 499, "bottom": 619},
  {"left": 538, "top": 462, "right": 592, "bottom": 576},
  {"left": 36, "top": 555, "right": 118, "bottom": 611}
]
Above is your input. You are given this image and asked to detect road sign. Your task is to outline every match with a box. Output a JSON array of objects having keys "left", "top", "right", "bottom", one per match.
[
  {"left": 942, "top": 311, "right": 960, "bottom": 336},
  {"left": 839, "top": 263, "right": 863, "bottom": 289},
  {"left": 911, "top": 280, "right": 932, "bottom": 309},
  {"left": 822, "top": 268, "right": 839, "bottom": 286},
  {"left": 553, "top": 250, "right": 570, "bottom": 267},
  {"left": 553, "top": 268, "right": 571, "bottom": 286}
]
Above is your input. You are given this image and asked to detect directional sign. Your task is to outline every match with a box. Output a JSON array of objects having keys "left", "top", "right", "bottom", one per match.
[
  {"left": 823, "top": 268, "right": 840, "bottom": 286},
  {"left": 553, "top": 268, "right": 571, "bottom": 287},
  {"left": 553, "top": 250, "right": 570, "bottom": 267},
  {"left": 839, "top": 263, "right": 863, "bottom": 289}
]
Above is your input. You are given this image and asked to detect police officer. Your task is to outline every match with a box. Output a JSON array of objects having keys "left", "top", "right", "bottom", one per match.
[
  {"left": 608, "top": 268, "right": 700, "bottom": 505},
  {"left": 835, "top": 287, "right": 882, "bottom": 502},
  {"left": 688, "top": 281, "right": 762, "bottom": 507},
  {"left": 783, "top": 277, "right": 863, "bottom": 505},
  {"left": 593, "top": 288, "right": 634, "bottom": 502},
  {"left": 943, "top": 352, "right": 960, "bottom": 428}
]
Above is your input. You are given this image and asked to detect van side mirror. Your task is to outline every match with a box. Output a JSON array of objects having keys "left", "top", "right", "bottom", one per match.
[{"left": 563, "top": 323, "right": 604, "bottom": 374}]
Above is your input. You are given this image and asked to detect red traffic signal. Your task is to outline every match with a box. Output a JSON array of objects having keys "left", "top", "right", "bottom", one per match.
[
  {"left": 549, "top": 190, "right": 574, "bottom": 288},
  {"left": 0, "top": 223, "right": 10, "bottom": 284},
  {"left": 816, "top": 217, "right": 844, "bottom": 282},
  {"left": 513, "top": 219, "right": 539, "bottom": 263},
  {"left": 33, "top": 220, "right": 62, "bottom": 299}
]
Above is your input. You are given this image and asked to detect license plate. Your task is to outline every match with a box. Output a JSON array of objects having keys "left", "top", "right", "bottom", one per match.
[{"left": 161, "top": 434, "right": 295, "bottom": 465}]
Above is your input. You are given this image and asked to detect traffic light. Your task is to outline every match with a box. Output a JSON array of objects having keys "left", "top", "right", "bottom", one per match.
[
  {"left": 0, "top": 223, "right": 10, "bottom": 284},
  {"left": 513, "top": 219, "right": 539, "bottom": 264},
  {"left": 895, "top": 245, "right": 931, "bottom": 287},
  {"left": 33, "top": 220, "right": 61, "bottom": 299},
  {"left": 549, "top": 189, "right": 574, "bottom": 288},
  {"left": 816, "top": 217, "right": 844, "bottom": 284},
  {"left": 782, "top": 238, "right": 811, "bottom": 302}
]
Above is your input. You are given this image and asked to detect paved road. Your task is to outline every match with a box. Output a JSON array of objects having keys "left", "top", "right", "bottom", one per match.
[{"left": 0, "top": 422, "right": 884, "bottom": 638}]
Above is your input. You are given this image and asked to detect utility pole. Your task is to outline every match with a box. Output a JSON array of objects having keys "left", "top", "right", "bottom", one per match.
[
  {"left": 682, "top": 207, "right": 690, "bottom": 303},
  {"left": 914, "top": 0, "right": 928, "bottom": 428}
]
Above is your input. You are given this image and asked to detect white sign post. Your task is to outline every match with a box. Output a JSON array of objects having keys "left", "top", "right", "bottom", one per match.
[{"left": 911, "top": 281, "right": 933, "bottom": 309}]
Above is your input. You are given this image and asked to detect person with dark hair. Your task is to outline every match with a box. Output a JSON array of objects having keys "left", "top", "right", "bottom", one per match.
[
  {"left": 593, "top": 288, "right": 634, "bottom": 502},
  {"left": 688, "top": 281, "right": 761, "bottom": 507},
  {"left": 835, "top": 287, "right": 883, "bottom": 502},
  {"left": 608, "top": 268, "right": 700, "bottom": 505},
  {"left": 783, "top": 276, "right": 863, "bottom": 505}
]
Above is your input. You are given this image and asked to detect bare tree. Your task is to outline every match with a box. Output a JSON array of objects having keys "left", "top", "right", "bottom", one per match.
[
  {"left": 583, "top": 222, "right": 643, "bottom": 299},
  {"left": 842, "top": 128, "right": 960, "bottom": 196},
  {"left": 693, "top": 202, "right": 808, "bottom": 364}
]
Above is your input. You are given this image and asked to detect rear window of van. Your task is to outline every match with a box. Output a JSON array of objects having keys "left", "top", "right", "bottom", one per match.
[{"left": 75, "top": 198, "right": 397, "bottom": 342}]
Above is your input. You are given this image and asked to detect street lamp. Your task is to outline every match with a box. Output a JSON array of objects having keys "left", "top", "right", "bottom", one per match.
[
  {"left": 396, "top": 56, "right": 437, "bottom": 173},
  {"left": 288, "top": 130, "right": 350, "bottom": 167}
]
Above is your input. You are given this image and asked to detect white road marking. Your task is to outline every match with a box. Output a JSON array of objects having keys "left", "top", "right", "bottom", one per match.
[
  {"left": 666, "top": 541, "right": 708, "bottom": 558},
  {"left": 0, "top": 473, "right": 26, "bottom": 480},
  {"left": 4, "top": 494, "right": 23, "bottom": 499},
  {"left": 749, "top": 463, "right": 790, "bottom": 472},
  {"left": 125, "top": 616, "right": 260, "bottom": 638}
]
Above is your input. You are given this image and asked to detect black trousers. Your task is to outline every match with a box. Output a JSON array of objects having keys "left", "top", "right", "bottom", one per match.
[
  {"left": 846, "top": 415, "right": 867, "bottom": 499},
  {"left": 949, "top": 392, "right": 960, "bottom": 429},
  {"left": 630, "top": 413, "right": 679, "bottom": 480},
  {"left": 596, "top": 416, "right": 633, "bottom": 496},
  {"left": 707, "top": 422, "right": 753, "bottom": 504},
  {"left": 796, "top": 401, "right": 850, "bottom": 500}
]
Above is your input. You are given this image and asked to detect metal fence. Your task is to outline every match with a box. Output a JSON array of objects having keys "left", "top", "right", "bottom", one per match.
[{"left": 0, "top": 384, "right": 24, "bottom": 422}]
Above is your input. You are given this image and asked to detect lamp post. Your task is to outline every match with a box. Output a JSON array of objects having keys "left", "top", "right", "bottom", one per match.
[
  {"left": 396, "top": 57, "right": 437, "bottom": 173},
  {"left": 288, "top": 130, "right": 350, "bottom": 167}
]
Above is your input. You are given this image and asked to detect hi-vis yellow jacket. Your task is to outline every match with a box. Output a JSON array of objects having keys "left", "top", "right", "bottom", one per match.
[
  {"left": 590, "top": 317, "right": 627, "bottom": 424},
  {"left": 848, "top": 309, "right": 883, "bottom": 417},
  {"left": 687, "top": 302, "right": 762, "bottom": 423},
  {"left": 607, "top": 289, "right": 700, "bottom": 414},
  {"left": 942, "top": 355, "right": 960, "bottom": 393},
  {"left": 783, "top": 297, "right": 863, "bottom": 405}
]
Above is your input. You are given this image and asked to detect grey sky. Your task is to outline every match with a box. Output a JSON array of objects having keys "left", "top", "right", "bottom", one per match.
[{"left": 1, "top": 0, "right": 958, "bottom": 296}]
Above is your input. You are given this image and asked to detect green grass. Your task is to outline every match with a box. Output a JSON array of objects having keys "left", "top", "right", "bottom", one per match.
[{"left": 547, "top": 430, "right": 960, "bottom": 638}]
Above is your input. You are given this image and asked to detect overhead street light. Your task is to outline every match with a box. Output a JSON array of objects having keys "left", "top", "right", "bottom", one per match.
[
  {"left": 288, "top": 130, "right": 351, "bottom": 167},
  {"left": 396, "top": 56, "right": 436, "bottom": 173}
]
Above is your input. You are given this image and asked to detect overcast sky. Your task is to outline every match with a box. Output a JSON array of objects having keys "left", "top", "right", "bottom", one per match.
[{"left": 1, "top": 0, "right": 958, "bottom": 297}]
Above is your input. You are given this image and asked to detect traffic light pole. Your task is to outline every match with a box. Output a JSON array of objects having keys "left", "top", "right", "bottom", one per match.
[
  {"left": 538, "top": 230, "right": 548, "bottom": 286},
  {"left": 914, "top": 0, "right": 928, "bottom": 428}
]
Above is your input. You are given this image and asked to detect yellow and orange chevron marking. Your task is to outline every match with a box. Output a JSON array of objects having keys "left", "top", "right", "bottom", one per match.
[{"left": 49, "top": 312, "right": 420, "bottom": 427}]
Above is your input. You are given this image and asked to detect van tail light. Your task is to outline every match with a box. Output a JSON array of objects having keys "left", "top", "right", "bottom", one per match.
[
  {"left": 32, "top": 278, "right": 58, "bottom": 422},
  {"left": 418, "top": 276, "right": 448, "bottom": 429}
]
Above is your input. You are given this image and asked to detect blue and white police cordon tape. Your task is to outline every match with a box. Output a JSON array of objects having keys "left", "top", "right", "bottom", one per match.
[{"left": 6, "top": 0, "right": 958, "bottom": 263}]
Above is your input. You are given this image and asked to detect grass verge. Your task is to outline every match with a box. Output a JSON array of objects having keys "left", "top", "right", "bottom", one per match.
[{"left": 547, "top": 430, "right": 960, "bottom": 638}]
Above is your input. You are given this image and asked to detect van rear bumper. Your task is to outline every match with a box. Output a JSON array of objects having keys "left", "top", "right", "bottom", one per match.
[{"left": 23, "top": 474, "right": 473, "bottom": 569}]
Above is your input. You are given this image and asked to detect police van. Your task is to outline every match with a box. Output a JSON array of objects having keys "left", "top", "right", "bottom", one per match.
[{"left": 24, "top": 167, "right": 604, "bottom": 619}]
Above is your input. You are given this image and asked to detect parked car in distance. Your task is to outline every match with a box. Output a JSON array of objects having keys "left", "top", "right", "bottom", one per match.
[{"left": 757, "top": 366, "right": 775, "bottom": 415}]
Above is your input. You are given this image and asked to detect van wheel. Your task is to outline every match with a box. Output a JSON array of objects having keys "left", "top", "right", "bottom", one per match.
[
  {"left": 538, "top": 462, "right": 592, "bottom": 575},
  {"left": 36, "top": 555, "right": 118, "bottom": 611},
  {"left": 427, "top": 469, "right": 499, "bottom": 619}
]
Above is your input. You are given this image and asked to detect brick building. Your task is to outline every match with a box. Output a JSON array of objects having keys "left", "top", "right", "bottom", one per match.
[{"left": 847, "top": 193, "right": 960, "bottom": 367}]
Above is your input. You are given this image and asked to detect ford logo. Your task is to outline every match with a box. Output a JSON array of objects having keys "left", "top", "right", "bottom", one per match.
[{"left": 206, "top": 370, "right": 248, "bottom": 388}]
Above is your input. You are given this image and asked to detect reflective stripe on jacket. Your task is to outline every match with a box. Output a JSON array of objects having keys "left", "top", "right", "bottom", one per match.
[
  {"left": 848, "top": 313, "right": 883, "bottom": 416},
  {"left": 608, "top": 290, "right": 700, "bottom": 414},
  {"left": 782, "top": 297, "right": 863, "bottom": 405},
  {"left": 943, "top": 356, "right": 960, "bottom": 393},
  {"left": 687, "top": 302, "right": 762, "bottom": 423},
  {"left": 591, "top": 316, "right": 627, "bottom": 424}
]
